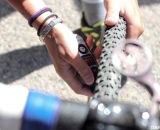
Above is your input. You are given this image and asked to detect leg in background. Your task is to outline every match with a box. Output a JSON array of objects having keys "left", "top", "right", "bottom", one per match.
[
  {"left": 81, "top": 0, "right": 106, "bottom": 26},
  {"left": 79, "top": 0, "right": 106, "bottom": 58}
]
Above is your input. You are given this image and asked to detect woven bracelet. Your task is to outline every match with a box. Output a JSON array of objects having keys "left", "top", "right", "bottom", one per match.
[
  {"left": 28, "top": 7, "right": 52, "bottom": 27},
  {"left": 37, "top": 14, "right": 58, "bottom": 36}
]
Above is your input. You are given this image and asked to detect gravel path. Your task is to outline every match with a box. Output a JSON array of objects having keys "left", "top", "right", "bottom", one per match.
[{"left": 0, "top": 0, "right": 160, "bottom": 107}]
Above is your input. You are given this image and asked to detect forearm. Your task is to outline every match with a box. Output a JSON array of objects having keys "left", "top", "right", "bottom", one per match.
[{"left": 7, "top": 0, "right": 52, "bottom": 29}]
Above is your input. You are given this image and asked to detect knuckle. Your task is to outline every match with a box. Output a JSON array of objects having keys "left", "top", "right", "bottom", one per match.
[
  {"left": 55, "top": 67, "right": 63, "bottom": 75},
  {"left": 61, "top": 52, "right": 75, "bottom": 62},
  {"left": 73, "top": 87, "right": 83, "bottom": 95},
  {"left": 54, "top": 65, "right": 66, "bottom": 76},
  {"left": 105, "top": 0, "right": 110, "bottom": 4},
  {"left": 58, "top": 48, "right": 75, "bottom": 62},
  {"left": 136, "top": 23, "right": 144, "bottom": 36},
  {"left": 139, "top": 25, "right": 144, "bottom": 34},
  {"left": 78, "top": 67, "right": 90, "bottom": 77},
  {"left": 74, "top": 89, "right": 81, "bottom": 94}
]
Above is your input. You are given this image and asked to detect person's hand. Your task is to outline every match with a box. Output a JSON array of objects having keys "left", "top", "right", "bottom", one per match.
[
  {"left": 44, "top": 23, "right": 94, "bottom": 96},
  {"left": 104, "top": 0, "right": 144, "bottom": 38}
]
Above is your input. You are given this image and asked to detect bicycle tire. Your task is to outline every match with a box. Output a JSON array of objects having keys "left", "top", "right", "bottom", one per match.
[{"left": 92, "top": 17, "right": 127, "bottom": 100}]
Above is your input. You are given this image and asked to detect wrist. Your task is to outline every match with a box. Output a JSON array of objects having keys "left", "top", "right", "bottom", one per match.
[
  {"left": 37, "top": 14, "right": 60, "bottom": 36},
  {"left": 39, "top": 17, "right": 63, "bottom": 42}
]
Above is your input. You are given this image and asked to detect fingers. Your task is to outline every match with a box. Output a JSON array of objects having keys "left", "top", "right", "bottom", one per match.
[
  {"left": 104, "top": 0, "right": 120, "bottom": 26},
  {"left": 122, "top": 0, "right": 144, "bottom": 38},
  {"left": 126, "top": 23, "right": 144, "bottom": 39},
  {"left": 104, "top": 0, "right": 144, "bottom": 39},
  {"left": 56, "top": 64, "right": 93, "bottom": 96},
  {"left": 46, "top": 24, "right": 95, "bottom": 95},
  {"left": 59, "top": 33, "right": 95, "bottom": 86},
  {"left": 70, "top": 54, "right": 95, "bottom": 86},
  {"left": 45, "top": 36, "right": 93, "bottom": 96},
  {"left": 120, "top": 0, "right": 144, "bottom": 39}
]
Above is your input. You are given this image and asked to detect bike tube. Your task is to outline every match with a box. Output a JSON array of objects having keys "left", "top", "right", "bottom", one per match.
[{"left": 92, "top": 17, "right": 127, "bottom": 100}]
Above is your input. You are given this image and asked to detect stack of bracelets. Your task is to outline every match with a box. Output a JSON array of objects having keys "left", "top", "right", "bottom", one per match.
[{"left": 28, "top": 7, "right": 63, "bottom": 42}]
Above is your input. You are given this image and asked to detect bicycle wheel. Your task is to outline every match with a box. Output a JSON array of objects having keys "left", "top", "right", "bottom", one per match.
[{"left": 92, "top": 17, "right": 127, "bottom": 100}]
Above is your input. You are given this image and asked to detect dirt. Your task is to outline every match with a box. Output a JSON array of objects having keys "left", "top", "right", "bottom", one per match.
[{"left": 0, "top": 0, "right": 160, "bottom": 108}]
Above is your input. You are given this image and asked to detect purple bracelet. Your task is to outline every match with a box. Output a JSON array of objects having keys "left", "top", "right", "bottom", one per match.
[{"left": 28, "top": 7, "right": 52, "bottom": 27}]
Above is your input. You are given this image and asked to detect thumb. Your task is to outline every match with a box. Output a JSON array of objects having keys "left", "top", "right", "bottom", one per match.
[
  {"left": 104, "top": 0, "right": 120, "bottom": 26},
  {"left": 71, "top": 55, "right": 95, "bottom": 86}
]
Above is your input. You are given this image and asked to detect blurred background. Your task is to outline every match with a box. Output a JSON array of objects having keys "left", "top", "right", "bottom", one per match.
[{"left": 0, "top": 0, "right": 160, "bottom": 107}]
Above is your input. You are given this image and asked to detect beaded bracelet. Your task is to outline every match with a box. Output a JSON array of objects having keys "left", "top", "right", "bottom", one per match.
[
  {"left": 28, "top": 7, "right": 52, "bottom": 27},
  {"left": 37, "top": 14, "right": 58, "bottom": 36}
]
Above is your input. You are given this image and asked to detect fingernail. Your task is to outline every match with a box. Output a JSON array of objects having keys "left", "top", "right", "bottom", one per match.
[
  {"left": 84, "top": 75, "right": 94, "bottom": 85},
  {"left": 105, "top": 17, "right": 118, "bottom": 26}
]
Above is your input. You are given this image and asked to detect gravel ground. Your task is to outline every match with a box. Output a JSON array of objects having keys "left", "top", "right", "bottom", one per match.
[{"left": 0, "top": 0, "right": 160, "bottom": 107}]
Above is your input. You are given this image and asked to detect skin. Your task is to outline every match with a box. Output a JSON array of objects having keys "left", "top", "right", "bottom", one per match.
[
  {"left": 7, "top": 0, "right": 144, "bottom": 96},
  {"left": 105, "top": 0, "right": 144, "bottom": 38}
]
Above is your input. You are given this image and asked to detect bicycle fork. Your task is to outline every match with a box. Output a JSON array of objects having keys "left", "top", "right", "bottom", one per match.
[{"left": 112, "top": 39, "right": 160, "bottom": 117}]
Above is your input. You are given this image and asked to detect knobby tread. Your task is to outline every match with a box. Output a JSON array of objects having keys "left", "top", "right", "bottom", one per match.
[{"left": 92, "top": 17, "right": 127, "bottom": 101}]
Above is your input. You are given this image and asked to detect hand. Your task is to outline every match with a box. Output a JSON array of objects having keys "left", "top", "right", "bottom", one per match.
[
  {"left": 104, "top": 0, "right": 144, "bottom": 38},
  {"left": 44, "top": 23, "right": 94, "bottom": 96}
]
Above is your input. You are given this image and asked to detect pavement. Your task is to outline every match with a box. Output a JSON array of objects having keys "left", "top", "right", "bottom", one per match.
[{"left": 0, "top": 0, "right": 160, "bottom": 107}]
